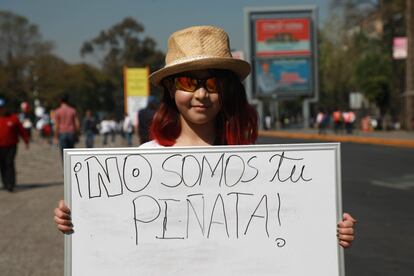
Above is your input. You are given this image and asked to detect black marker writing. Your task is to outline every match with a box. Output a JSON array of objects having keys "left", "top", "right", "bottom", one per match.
[{"left": 269, "top": 152, "right": 312, "bottom": 183}]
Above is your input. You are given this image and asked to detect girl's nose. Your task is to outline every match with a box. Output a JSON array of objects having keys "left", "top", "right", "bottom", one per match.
[{"left": 194, "top": 87, "right": 208, "bottom": 99}]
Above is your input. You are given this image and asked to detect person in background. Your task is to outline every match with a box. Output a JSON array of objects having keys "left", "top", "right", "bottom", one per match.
[
  {"left": 137, "top": 95, "right": 158, "bottom": 144},
  {"left": 343, "top": 109, "right": 356, "bottom": 134},
  {"left": 0, "top": 97, "right": 29, "bottom": 192},
  {"left": 54, "top": 25, "right": 356, "bottom": 249},
  {"left": 316, "top": 108, "right": 328, "bottom": 134},
  {"left": 122, "top": 112, "right": 134, "bottom": 146},
  {"left": 82, "top": 110, "right": 97, "bottom": 148},
  {"left": 109, "top": 117, "right": 118, "bottom": 144},
  {"left": 100, "top": 116, "right": 111, "bottom": 146},
  {"left": 332, "top": 108, "right": 343, "bottom": 134},
  {"left": 54, "top": 95, "right": 80, "bottom": 157}
]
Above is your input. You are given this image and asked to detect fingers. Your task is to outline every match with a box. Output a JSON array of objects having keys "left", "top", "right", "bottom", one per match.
[
  {"left": 338, "top": 226, "right": 354, "bottom": 235},
  {"left": 343, "top": 212, "right": 357, "bottom": 223},
  {"left": 57, "top": 223, "right": 74, "bottom": 234},
  {"left": 338, "top": 213, "right": 356, "bottom": 228},
  {"left": 59, "top": 200, "right": 71, "bottom": 214},
  {"left": 338, "top": 219, "right": 354, "bottom": 228},
  {"left": 338, "top": 212, "right": 356, "bottom": 248},
  {"left": 54, "top": 206, "right": 71, "bottom": 220},
  {"left": 54, "top": 215, "right": 73, "bottom": 233},
  {"left": 339, "top": 240, "right": 352, "bottom": 249},
  {"left": 54, "top": 215, "right": 72, "bottom": 226},
  {"left": 54, "top": 200, "right": 73, "bottom": 234},
  {"left": 337, "top": 233, "right": 354, "bottom": 242}
]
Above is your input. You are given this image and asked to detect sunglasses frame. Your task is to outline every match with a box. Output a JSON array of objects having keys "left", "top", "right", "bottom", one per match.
[{"left": 171, "top": 75, "right": 220, "bottom": 93}]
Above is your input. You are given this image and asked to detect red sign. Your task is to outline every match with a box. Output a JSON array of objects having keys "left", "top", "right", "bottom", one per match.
[{"left": 255, "top": 18, "right": 311, "bottom": 56}]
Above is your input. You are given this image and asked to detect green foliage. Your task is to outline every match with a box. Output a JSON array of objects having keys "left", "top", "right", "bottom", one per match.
[
  {"left": 0, "top": 12, "right": 161, "bottom": 118},
  {"left": 354, "top": 48, "right": 392, "bottom": 114},
  {"left": 59, "top": 64, "right": 116, "bottom": 116},
  {"left": 0, "top": 11, "right": 56, "bottom": 111},
  {"left": 79, "top": 17, "right": 165, "bottom": 117},
  {"left": 320, "top": 1, "right": 405, "bottom": 118},
  {"left": 80, "top": 17, "right": 165, "bottom": 78},
  {"left": 319, "top": 16, "right": 356, "bottom": 109},
  {"left": 0, "top": 10, "right": 53, "bottom": 63}
]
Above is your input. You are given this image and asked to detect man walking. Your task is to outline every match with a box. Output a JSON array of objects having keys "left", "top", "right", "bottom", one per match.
[
  {"left": 54, "top": 95, "right": 80, "bottom": 157},
  {"left": 0, "top": 97, "right": 29, "bottom": 192}
]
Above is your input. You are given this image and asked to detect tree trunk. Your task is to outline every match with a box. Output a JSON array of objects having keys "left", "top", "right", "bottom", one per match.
[{"left": 406, "top": 0, "right": 414, "bottom": 130}]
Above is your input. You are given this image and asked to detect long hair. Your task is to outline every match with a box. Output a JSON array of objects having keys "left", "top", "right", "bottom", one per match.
[{"left": 149, "top": 70, "right": 258, "bottom": 146}]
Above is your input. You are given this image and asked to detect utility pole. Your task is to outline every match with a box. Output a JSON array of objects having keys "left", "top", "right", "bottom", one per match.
[{"left": 405, "top": 0, "right": 414, "bottom": 130}]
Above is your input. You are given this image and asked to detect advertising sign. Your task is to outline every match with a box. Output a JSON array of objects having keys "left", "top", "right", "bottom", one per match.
[
  {"left": 255, "top": 58, "right": 311, "bottom": 95},
  {"left": 245, "top": 6, "right": 318, "bottom": 99},
  {"left": 255, "top": 18, "right": 311, "bottom": 57},
  {"left": 393, "top": 37, "right": 407, "bottom": 60},
  {"left": 124, "top": 67, "right": 149, "bottom": 97},
  {"left": 124, "top": 67, "right": 150, "bottom": 123}
]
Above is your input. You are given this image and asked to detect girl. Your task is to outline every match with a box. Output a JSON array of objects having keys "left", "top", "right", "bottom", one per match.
[{"left": 54, "top": 25, "right": 356, "bottom": 248}]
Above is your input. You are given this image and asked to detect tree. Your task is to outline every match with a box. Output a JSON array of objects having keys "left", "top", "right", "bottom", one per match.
[
  {"left": 0, "top": 10, "right": 53, "bottom": 63},
  {"left": 326, "top": 0, "right": 406, "bottom": 122},
  {"left": 405, "top": 0, "right": 414, "bottom": 130},
  {"left": 30, "top": 54, "right": 117, "bottom": 115},
  {"left": 59, "top": 64, "right": 116, "bottom": 116},
  {"left": 0, "top": 10, "right": 54, "bottom": 109},
  {"left": 354, "top": 33, "right": 392, "bottom": 117},
  {"left": 79, "top": 17, "right": 165, "bottom": 118},
  {"left": 80, "top": 17, "right": 164, "bottom": 78},
  {"left": 319, "top": 16, "right": 358, "bottom": 110}
]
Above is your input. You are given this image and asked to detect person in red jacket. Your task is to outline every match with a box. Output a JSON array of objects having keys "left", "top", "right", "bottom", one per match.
[{"left": 0, "top": 97, "right": 29, "bottom": 192}]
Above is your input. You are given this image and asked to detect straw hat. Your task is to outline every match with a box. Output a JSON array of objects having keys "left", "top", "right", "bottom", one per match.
[{"left": 149, "top": 25, "right": 251, "bottom": 86}]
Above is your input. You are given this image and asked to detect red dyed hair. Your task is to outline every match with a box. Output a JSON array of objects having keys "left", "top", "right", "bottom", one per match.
[{"left": 150, "top": 70, "right": 258, "bottom": 146}]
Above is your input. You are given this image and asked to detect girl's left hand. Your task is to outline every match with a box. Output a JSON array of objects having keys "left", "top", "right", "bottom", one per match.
[{"left": 337, "top": 212, "right": 356, "bottom": 248}]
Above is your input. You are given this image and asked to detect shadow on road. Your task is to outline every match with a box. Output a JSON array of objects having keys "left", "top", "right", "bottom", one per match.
[{"left": 13, "top": 182, "right": 63, "bottom": 192}]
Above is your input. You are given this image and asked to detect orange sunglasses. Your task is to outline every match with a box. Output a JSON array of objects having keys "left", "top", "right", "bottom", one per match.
[{"left": 173, "top": 76, "right": 219, "bottom": 93}]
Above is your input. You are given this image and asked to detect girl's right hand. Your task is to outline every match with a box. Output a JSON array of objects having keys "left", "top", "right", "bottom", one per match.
[{"left": 54, "top": 200, "right": 73, "bottom": 234}]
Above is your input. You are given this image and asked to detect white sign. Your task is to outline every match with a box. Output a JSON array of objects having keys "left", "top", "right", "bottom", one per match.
[
  {"left": 126, "top": 96, "right": 148, "bottom": 125},
  {"left": 64, "top": 144, "right": 344, "bottom": 276},
  {"left": 393, "top": 37, "right": 407, "bottom": 59}
]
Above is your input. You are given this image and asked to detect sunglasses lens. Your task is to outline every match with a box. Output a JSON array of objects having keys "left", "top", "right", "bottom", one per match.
[
  {"left": 205, "top": 78, "right": 218, "bottom": 93},
  {"left": 175, "top": 77, "right": 197, "bottom": 92}
]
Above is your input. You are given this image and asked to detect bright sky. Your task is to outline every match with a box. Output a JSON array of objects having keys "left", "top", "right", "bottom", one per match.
[{"left": 1, "top": 0, "right": 331, "bottom": 65}]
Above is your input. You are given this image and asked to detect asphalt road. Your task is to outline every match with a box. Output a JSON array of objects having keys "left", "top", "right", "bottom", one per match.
[{"left": 257, "top": 136, "right": 414, "bottom": 276}]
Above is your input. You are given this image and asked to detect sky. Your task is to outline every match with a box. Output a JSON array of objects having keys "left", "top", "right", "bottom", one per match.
[{"left": 1, "top": 0, "right": 331, "bottom": 65}]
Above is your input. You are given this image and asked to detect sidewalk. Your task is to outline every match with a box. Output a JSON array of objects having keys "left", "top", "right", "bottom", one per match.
[
  {"left": 0, "top": 134, "right": 139, "bottom": 276},
  {"left": 259, "top": 128, "right": 414, "bottom": 148}
]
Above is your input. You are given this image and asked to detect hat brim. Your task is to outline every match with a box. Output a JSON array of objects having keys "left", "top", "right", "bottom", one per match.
[{"left": 149, "top": 57, "right": 251, "bottom": 87}]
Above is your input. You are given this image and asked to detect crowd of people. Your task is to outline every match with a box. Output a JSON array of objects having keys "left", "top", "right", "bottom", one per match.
[
  {"left": 316, "top": 108, "right": 357, "bottom": 135},
  {"left": 0, "top": 93, "right": 159, "bottom": 192}
]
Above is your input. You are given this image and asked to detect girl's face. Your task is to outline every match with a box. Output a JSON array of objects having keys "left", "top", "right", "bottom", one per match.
[{"left": 170, "top": 70, "right": 222, "bottom": 126}]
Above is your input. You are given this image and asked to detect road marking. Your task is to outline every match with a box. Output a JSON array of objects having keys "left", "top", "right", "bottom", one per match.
[{"left": 371, "top": 174, "right": 414, "bottom": 190}]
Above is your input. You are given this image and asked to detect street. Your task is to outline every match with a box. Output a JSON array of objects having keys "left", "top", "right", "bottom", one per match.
[
  {"left": 258, "top": 136, "right": 414, "bottom": 275},
  {"left": 0, "top": 135, "right": 413, "bottom": 275}
]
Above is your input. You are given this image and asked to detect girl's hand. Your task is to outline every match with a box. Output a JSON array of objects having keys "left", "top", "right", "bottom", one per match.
[
  {"left": 54, "top": 200, "right": 73, "bottom": 234},
  {"left": 337, "top": 212, "right": 356, "bottom": 248}
]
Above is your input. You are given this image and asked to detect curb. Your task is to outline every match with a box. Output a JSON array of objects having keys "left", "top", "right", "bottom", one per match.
[{"left": 259, "top": 131, "right": 414, "bottom": 149}]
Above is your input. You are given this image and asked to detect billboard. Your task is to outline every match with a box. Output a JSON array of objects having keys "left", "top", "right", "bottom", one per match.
[
  {"left": 124, "top": 67, "right": 150, "bottom": 124},
  {"left": 255, "top": 58, "right": 311, "bottom": 95},
  {"left": 245, "top": 6, "right": 318, "bottom": 99},
  {"left": 124, "top": 67, "right": 149, "bottom": 97},
  {"left": 255, "top": 18, "right": 311, "bottom": 57}
]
